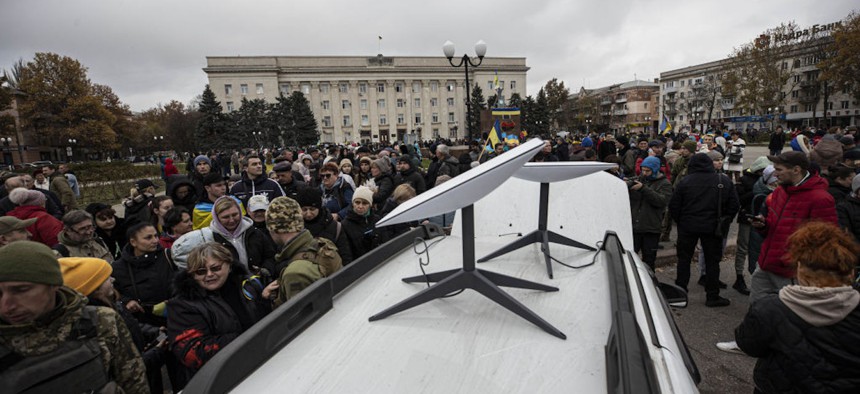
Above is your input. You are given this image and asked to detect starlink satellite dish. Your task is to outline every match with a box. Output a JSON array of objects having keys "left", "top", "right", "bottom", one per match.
[
  {"left": 513, "top": 161, "right": 616, "bottom": 183},
  {"left": 376, "top": 138, "right": 545, "bottom": 227}
]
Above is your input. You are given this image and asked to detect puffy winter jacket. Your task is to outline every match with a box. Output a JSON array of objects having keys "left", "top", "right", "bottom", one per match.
[
  {"left": 758, "top": 174, "right": 837, "bottom": 278},
  {"left": 111, "top": 244, "right": 176, "bottom": 326},
  {"left": 167, "top": 264, "right": 270, "bottom": 373},
  {"left": 342, "top": 208, "right": 389, "bottom": 260},
  {"left": 629, "top": 172, "right": 673, "bottom": 234},
  {"left": 7, "top": 204, "right": 63, "bottom": 247},
  {"left": 372, "top": 173, "right": 395, "bottom": 208},
  {"left": 395, "top": 167, "right": 427, "bottom": 195},
  {"left": 837, "top": 195, "right": 860, "bottom": 244},
  {"left": 669, "top": 153, "right": 739, "bottom": 234},
  {"left": 736, "top": 287, "right": 860, "bottom": 393}
]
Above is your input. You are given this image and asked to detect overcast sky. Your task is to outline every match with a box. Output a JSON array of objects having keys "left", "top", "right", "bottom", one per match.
[{"left": 1, "top": 0, "right": 855, "bottom": 112}]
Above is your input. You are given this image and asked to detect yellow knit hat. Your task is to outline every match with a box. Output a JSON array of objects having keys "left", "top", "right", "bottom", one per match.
[{"left": 59, "top": 257, "right": 113, "bottom": 296}]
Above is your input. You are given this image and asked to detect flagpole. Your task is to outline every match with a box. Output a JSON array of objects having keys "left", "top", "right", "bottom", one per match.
[{"left": 477, "top": 127, "right": 493, "bottom": 162}]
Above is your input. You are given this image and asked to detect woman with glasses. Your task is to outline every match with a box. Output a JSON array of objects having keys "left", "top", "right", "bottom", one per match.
[
  {"left": 319, "top": 162, "right": 354, "bottom": 221},
  {"left": 167, "top": 242, "right": 275, "bottom": 375}
]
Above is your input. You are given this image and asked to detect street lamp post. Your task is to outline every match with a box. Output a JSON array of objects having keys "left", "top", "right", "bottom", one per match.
[
  {"left": 644, "top": 116, "right": 652, "bottom": 137},
  {"left": 585, "top": 119, "right": 592, "bottom": 134},
  {"left": 767, "top": 107, "right": 780, "bottom": 132},
  {"left": 67, "top": 138, "right": 77, "bottom": 162},
  {"left": 252, "top": 131, "right": 262, "bottom": 151},
  {"left": 0, "top": 137, "right": 11, "bottom": 166},
  {"left": 153, "top": 135, "right": 163, "bottom": 153},
  {"left": 443, "top": 40, "right": 486, "bottom": 142}
]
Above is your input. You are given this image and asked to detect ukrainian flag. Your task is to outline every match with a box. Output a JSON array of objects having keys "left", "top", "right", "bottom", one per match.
[
  {"left": 659, "top": 114, "right": 673, "bottom": 134},
  {"left": 486, "top": 119, "right": 501, "bottom": 152}
]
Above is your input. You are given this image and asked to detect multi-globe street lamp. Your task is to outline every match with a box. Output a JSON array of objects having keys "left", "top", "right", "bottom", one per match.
[
  {"left": 67, "top": 138, "right": 77, "bottom": 161},
  {"left": 443, "top": 40, "right": 486, "bottom": 141},
  {"left": 767, "top": 106, "right": 781, "bottom": 132}
]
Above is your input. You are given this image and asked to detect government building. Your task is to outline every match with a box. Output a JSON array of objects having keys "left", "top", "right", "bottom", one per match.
[{"left": 203, "top": 55, "right": 529, "bottom": 144}]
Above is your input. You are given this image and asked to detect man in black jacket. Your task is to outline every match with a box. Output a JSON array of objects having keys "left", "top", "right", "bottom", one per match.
[
  {"left": 273, "top": 161, "right": 305, "bottom": 201},
  {"left": 669, "top": 153, "right": 739, "bottom": 307},
  {"left": 394, "top": 155, "right": 426, "bottom": 195},
  {"left": 296, "top": 187, "right": 352, "bottom": 265},
  {"left": 229, "top": 154, "right": 285, "bottom": 210},
  {"left": 768, "top": 126, "right": 786, "bottom": 156}
]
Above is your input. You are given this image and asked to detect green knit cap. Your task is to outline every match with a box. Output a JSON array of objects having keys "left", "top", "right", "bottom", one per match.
[{"left": 0, "top": 241, "right": 63, "bottom": 286}]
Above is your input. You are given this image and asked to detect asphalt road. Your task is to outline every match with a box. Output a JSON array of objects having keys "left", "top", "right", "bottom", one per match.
[{"left": 655, "top": 144, "right": 772, "bottom": 394}]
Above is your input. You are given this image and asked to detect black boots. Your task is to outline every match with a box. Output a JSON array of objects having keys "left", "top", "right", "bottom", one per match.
[
  {"left": 706, "top": 296, "right": 731, "bottom": 307},
  {"left": 698, "top": 275, "right": 728, "bottom": 289},
  {"left": 733, "top": 274, "right": 750, "bottom": 295}
]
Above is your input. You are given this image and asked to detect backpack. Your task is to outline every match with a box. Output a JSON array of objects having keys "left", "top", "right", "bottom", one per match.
[
  {"left": 0, "top": 306, "right": 117, "bottom": 393},
  {"left": 288, "top": 236, "right": 343, "bottom": 278}
]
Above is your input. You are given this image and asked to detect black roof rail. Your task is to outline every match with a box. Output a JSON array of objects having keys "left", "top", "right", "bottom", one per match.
[
  {"left": 601, "top": 231, "right": 660, "bottom": 394},
  {"left": 181, "top": 224, "right": 444, "bottom": 394}
]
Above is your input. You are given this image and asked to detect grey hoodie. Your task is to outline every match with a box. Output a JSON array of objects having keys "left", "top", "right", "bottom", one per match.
[{"left": 779, "top": 285, "right": 860, "bottom": 327}]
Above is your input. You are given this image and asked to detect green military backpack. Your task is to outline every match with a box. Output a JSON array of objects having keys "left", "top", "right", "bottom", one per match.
[{"left": 275, "top": 237, "right": 343, "bottom": 305}]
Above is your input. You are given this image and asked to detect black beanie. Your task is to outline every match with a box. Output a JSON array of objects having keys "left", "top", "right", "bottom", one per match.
[{"left": 296, "top": 186, "right": 322, "bottom": 209}]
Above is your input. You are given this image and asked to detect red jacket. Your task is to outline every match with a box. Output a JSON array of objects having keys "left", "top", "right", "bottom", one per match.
[
  {"left": 7, "top": 205, "right": 63, "bottom": 247},
  {"left": 758, "top": 174, "right": 837, "bottom": 278},
  {"left": 164, "top": 158, "right": 179, "bottom": 178}
]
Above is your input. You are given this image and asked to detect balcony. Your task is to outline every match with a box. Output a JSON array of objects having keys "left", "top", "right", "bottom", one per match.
[
  {"left": 613, "top": 109, "right": 628, "bottom": 116},
  {"left": 665, "top": 108, "right": 678, "bottom": 115},
  {"left": 800, "top": 80, "right": 819, "bottom": 89},
  {"left": 663, "top": 97, "right": 676, "bottom": 105},
  {"left": 798, "top": 94, "right": 819, "bottom": 104},
  {"left": 600, "top": 98, "right": 613, "bottom": 105},
  {"left": 663, "top": 86, "right": 677, "bottom": 94},
  {"left": 614, "top": 97, "right": 627, "bottom": 103}
]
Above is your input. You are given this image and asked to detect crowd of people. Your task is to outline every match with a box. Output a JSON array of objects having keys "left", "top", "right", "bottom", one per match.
[{"left": 1, "top": 125, "right": 859, "bottom": 393}]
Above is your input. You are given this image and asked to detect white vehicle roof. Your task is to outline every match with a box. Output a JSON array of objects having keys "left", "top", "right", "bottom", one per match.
[{"left": 183, "top": 171, "right": 700, "bottom": 394}]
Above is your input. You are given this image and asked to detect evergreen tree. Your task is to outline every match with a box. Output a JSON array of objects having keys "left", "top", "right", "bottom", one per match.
[
  {"left": 521, "top": 95, "right": 536, "bottom": 136},
  {"left": 508, "top": 93, "right": 523, "bottom": 109},
  {"left": 269, "top": 93, "right": 293, "bottom": 147},
  {"left": 468, "top": 83, "right": 486, "bottom": 140},
  {"left": 195, "top": 84, "right": 225, "bottom": 151},
  {"left": 289, "top": 91, "right": 319, "bottom": 147},
  {"left": 534, "top": 88, "right": 551, "bottom": 137},
  {"left": 235, "top": 97, "right": 272, "bottom": 149}
]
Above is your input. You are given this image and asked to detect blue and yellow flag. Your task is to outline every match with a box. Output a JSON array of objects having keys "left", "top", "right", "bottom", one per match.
[
  {"left": 486, "top": 119, "right": 501, "bottom": 152},
  {"left": 659, "top": 114, "right": 673, "bottom": 134}
]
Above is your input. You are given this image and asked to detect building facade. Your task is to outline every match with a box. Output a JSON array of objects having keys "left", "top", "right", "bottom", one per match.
[
  {"left": 569, "top": 80, "right": 660, "bottom": 136},
  {"left": 659, "top": 22, "right": 858, "bottom": 133},
  {"left": 204, "top": 55, "right": 529, "bottom": 144}
]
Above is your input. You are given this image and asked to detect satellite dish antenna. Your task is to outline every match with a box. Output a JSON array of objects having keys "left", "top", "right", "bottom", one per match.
[
  {"left": 479, "top": 162, "right": 616, "bottom": 278},
  {"left": 370, "top": 138, "right": 566, "bottom": 339}
]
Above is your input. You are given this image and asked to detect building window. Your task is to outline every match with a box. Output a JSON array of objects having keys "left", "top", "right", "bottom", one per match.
[
  {"left": 842, "top": 101, "right": 850, "bottom": 109},
  {"left": 805, "top": 104, "right": 815, "bottom": 112},
  {"left": 378, "top": 99, "right": 386, "bottom": 109},
  {"left": 680, "top": 80, "right": 685, "bottom": 87},
  {"left": 225, "top": 84, "right": 233, "bottom": 95},
  {"left": 256, "top": 83, "right": 264, "bottom": 94},
  {"left": 397, "top": 99, "right": 405, "bottom": 108},
  {"left": 414, "top": 113, "right": 422, "bottom": 123},
  {"left": 361, "top": 115, "right": 370, "bottom": 126},
  {"left": 339, "top": 83, "right": 349, "bottom": 93},
  {"left": 793, "top": 59, "right": 801, "bottom": 68},
  {"left": 644, "top": 103, "right": 648, "bottom": 109},
  {"left": 240, "top": 84, "right": 248, "bottom": 95},
  {"left": 431, "top": 98, "right": 438, "bottom": 107},
  {"left": 447, "top": 98, "right": 455, "bottom": 106},
  {"left": 320, "top": 84, "right": 330, "bottom": 94},
  {"left": 322, "top": 100, "right": 330, "bottom": 110},
  {"left": 432, "top": 113, "right": 439, "bottom": 123},
  {"left": 790, "top": 105, "right": 798, "bottom": 113},
  {"left": 793, "top": 75, "right": 801, "bottom": 83},
  {"left": 377, "top": 83, "right": 385, "bottom": 93},
  {"left": 448, "top": 112, "right": 455, "bottom": 122},
  {"left": 827, "top": 102, "right": 834, "bottom": 110},
  {"left": 412, "top": 81, "right": 421, "bottom": 93},
  {"left": 322, "top": 116, "right": 332, "bottom": 127},
  {"left": 360, "top": 99, "right": 368, "bottom": 110},
  {"left": 379, "top": 115, "right": 387, "bottom": 125},
  {"left": 397, "top": 113, "right": 405, "bottom": 124},
  {"left": 487, "top": 81, "right": 494, "bottom": 90},
  {"left": 359, "top": 83, "right": 367, "bottom": 94},
  {"left": 226, "top": 101, "right": 234, "bottom": 112},
  {"left": 395, "top": 82, "right": 404, "bottom": 93},
  {"left": 510, "top": 81, "right": 516, "bottom": 90},
  {"left": 279, "top": 83, "right": 290, "bottom": 95},
  {"left": 301, "top": 83, "right": 310, "bottom": 94},
  {"left": 343, "top": 115, "right": 351, "bottom": 126},
  {"left": 342, "top": 100, "right": 350, "bottom": 109},
  {"left": 791, "top": 90, "right": 799, "bottom": 98},
  {"left": 414, "top": 98, "right": 421, "bottom": 107},
  {"left": 431, "top": 81, "right": 439, "bottom": 92},
  {"left": 447, "top": 82, "right": 455, "bottom": 92}
]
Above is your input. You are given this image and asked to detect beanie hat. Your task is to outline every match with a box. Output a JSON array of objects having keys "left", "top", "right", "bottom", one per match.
[
  {"left": 706, "top": 150, "right": 724, "bottom": 161},
  {"left": 339, "top": 159, "right": 353, "bottom": 168},
  {"left": 266, "top": 196, "right": 304, "bottom": 234},
  {"left": 85, "top": 202, "right": 114, "bottom": 218},
  {"left": 640, "top": 156, "right": 661, "bottom": 179},
  {"left": 9, "top": 188, "right": 46, "bottom": 207},
  {"left": 637, "top": 137, "right": 649, "bottom": 145},
  {"left": 359, "top": 156, "right": 373, "bottom": 165},
  {"left": 648, "top": 139, "right": 665, "bottom": 148},
  {"left": 616, "top": 135, "right": 629, "bottom": 147},
  {"left": 248, "top": 194, "right": 270, "bottom": 213},
  {"left": 0, "top": 241, "right": 63, "bottom": 286},
  {"left": 682, "top": 140, "right": 698, "bottom": 152},
  {"left": 372, "top": 158, "right": 391, "bottom": 175},
  {"left": 193, "top": 155, "right": 212, "bottom": 168},
  {"left": 295, "top": 186, "right": 322, "bottom": 209},
  {"left": 749, "top": 156, "right": 771, "bottom": 173},
  {"left": 852, "top": 173, "right": 860, "bottom": 194},
  {"left": 353, "top": 186, "right": 374, "bottom": 204},
  {"left": 59, "top": 257, "right": 112, "bottom": 296},
  {"left": 170, "top": 228, "right": 215, "bottom": 269},
  {"left": 763, "top": 165, "right": 778, "bottom": 185},
  {"left": 581, "top": 137, "right": 594, "bottom": 148}
]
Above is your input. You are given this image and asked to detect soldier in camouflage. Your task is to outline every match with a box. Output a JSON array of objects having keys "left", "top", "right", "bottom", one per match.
[
  {"left": 0, "top": 241, "right": 149, "bottom": 394},
  {"left": 266, "top": 197, "right": 338, "bottom": 306}
]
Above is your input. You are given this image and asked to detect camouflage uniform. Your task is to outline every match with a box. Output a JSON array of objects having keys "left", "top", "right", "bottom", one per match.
[
  {"left": 267, "top": 197, "right": 324, "bottom": 306},
  {"left": 0, "top": 286, "right": 149, "bottom": 394},
  {"left": 56, "top": 231, "right": 114, "bottom": 262}
]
